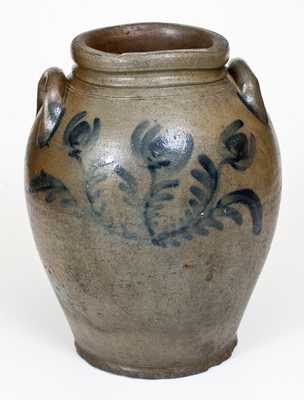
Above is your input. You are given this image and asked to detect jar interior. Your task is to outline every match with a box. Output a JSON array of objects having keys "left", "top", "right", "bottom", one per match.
[{"left": 85, "top": 24, "right": 214, "bottom": 54}]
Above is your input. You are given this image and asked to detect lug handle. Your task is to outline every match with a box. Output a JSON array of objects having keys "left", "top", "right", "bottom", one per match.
[
  {"left": 228, "top": 58, "right": 268, "bottom": 125},
  {"left": 36, "top": 67, "right": 67, "bottom": 148}
]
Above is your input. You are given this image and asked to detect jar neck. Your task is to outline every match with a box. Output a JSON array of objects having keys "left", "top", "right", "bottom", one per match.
[
  {"left": 72, "top": 65, "right": 227, "bottom": 88},
  {"left": 71, "top": 24, "right": 229, "bottom": 88}
]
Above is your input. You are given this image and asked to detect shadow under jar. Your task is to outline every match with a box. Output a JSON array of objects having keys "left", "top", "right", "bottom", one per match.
[{"left": 25, "top": 23, "right": 281, "bottom": 379}]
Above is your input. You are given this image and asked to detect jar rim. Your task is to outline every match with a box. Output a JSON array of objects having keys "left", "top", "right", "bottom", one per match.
[{"left": 71, "top": 23, "right": 229, "bottom": 73}]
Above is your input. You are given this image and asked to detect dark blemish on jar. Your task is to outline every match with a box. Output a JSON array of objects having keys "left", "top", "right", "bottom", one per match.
[
  {"left": 205, "top": 271, "right": 213, "bottom": 281},
  {"left": 206, "top": 265, "right": 216, "bottom": 281}
]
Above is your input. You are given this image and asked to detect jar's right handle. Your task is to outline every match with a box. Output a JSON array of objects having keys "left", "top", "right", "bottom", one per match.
[{"left": 228, "top": 58, "right": 268, "bottom": 125}]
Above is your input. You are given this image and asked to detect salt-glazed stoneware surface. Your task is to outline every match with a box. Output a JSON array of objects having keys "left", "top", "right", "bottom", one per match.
[{"left": 25, "top": 23, "right": 281, "bottom": 379}]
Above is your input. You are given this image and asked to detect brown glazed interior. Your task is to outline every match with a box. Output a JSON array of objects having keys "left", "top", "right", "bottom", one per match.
[
  {"left": 84, "top": 24, "right": 214, "bottom": 53},
  {"left": 72, "top": 23, "right": 229, "bottom": 72}
]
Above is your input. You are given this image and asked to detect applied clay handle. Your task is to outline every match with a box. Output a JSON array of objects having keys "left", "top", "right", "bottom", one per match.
[
  {"left": 228, "top": 58, "right": 268, "bottom": 125},
  {"left": 36, "top": 67, "right": 67, "bottom": 148}
]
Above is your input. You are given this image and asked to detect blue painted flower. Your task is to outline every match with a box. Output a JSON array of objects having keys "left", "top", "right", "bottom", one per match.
[
  {"left": 220, "top": 119, "right": 256, "bottom": 171},
  {"left": 131, "top": 121, "right": 193, "bottom": 171},
  {"left": 63, "top": 111, "right": 101, "bottom": 161}
]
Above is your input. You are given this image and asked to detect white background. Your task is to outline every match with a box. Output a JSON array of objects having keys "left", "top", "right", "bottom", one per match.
[{"left": 1, "top": 1, "right": 303, "bottom": 398}]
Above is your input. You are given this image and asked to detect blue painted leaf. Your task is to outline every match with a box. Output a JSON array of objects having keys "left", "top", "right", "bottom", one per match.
[
  {"left": 85, "top": 172, "right": 107, "bottom": 213},
  {"left": 197, "top": 154, "right": 218, "bottom": 191},
  {"left": 153, "top": 192, "right": 174, "bottom": 202},
  {"left": 153, "top": 179, "right": 179, "bottom": 194},
  {"left": 192, "top": 222, "right": 209, "bottom": 236},
  {"left": 203, "top": 217, "right": 224, "bottom": 231},
  {"left": 214, "top": 206, "right": 243, "bottom": 225},
  {"left": 216, "top": 189, "right": 262, "bottom": 234},
  {"left": 115, "top": 165, "right": 138, "bottom": 194},
  {"left": 191, "top": 169, "right": 212, "bottom": 191},
  {"left": 130, "top": 120, "right": 150, "bottom": 156},
  {"left": 181, "top": 231, "right": 193, "bottom": 241},
  {"left": 189, "top": 198, "right": 199, "bottom": 209},
  {"left": 190, "top": 186, "right": 208, "bottom": 207},
  {"left": 122, "top": 197, "right": 135, "bottom": 207},
  {"left": 119, "top": 182, "right": 132, "bottom": 193},
  {"left": 153, "top": 204, "right": 164, "bottom": 210},
  {"left": 27, "top": 170, "right": 76, "bottom": 208},
  {"left": 189, "top": 154, "right": 218, "bottom": 216}
]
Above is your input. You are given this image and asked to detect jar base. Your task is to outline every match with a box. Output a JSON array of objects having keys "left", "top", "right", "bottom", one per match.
[{"left": 75, "top": 336, "right": 238, "bottom": 379}]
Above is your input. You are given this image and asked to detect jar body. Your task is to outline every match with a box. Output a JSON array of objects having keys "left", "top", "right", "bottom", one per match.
[{"left": 25, "top": 61, "right": 281, "bottom": 377}]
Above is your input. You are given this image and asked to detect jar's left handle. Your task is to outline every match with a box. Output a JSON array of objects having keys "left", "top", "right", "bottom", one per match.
[{"left": 36, "top": 67, "right": 67, "bottom": 148}]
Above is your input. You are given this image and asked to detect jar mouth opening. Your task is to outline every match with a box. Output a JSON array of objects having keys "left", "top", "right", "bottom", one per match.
[
  {"left": 72, "top": 23, "right": 229, "bottom": 72},
  {"left": 84, "top": 23, "right": 214, "bottom": 54}
]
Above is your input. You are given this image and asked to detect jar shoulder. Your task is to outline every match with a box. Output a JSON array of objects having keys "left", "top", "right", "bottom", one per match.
[{"left": 25, "top": 76, "right": 281, "bottom": 204}]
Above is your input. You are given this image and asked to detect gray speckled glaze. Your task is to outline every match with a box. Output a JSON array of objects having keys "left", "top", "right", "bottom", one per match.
[{"left": 25, "top": 23, "right": 281, "bottom": 378}]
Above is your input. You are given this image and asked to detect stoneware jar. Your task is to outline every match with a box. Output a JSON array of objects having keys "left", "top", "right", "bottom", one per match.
[{"left": 25, "top": 23, "right": 281, "bottom": 379}]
